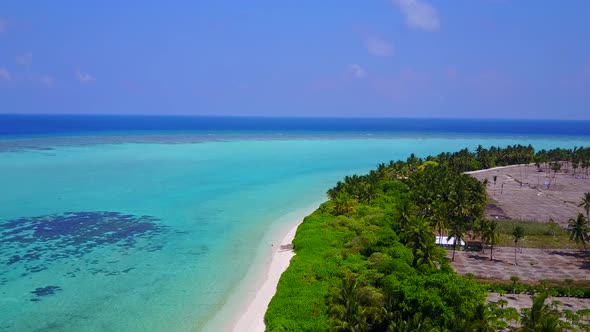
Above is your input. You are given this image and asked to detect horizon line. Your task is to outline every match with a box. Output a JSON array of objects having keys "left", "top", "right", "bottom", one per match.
[{"left": 1, "top": 113, "right": 590, "bottom": 122}]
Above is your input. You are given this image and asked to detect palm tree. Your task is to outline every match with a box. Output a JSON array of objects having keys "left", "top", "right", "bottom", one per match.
[
  {"left": 482, "top": 220, "right": 500, "bottom": 261},
  {"left": 467, "top": 304, "right": 496, "bottom": 332},
  {"left": 432, "top": 200, "right": 448, "bottom": 246},
  {"left": 564, "top": 278, "right": 574, "bottom": 297},
  {"left": 403, "top": 215, "right": 435, "bottom": 267},
  {"left": 473, "top": 219, "right": 487, "bottom": 253},
  {"left": 510, "top": 275, "right": 520, "bottom": 295},
  {"left": 447, "top": 220, "right": 465, "bottom": 261},
  {"left": 397, "top": 200, "right": 415, "bottom": 232},
  {"left": 583, "top": 160, "right": 590, "bottom": 176},
  {"left": 388, "top": 312, "right": 436, "bottom": 332},
  {"left": 333, "top": 191, "right": 356, "bottom": 216},
  {"left": 517, "top": 293, "right": 561, "bottom": 332},
  {"left": 567, "top": 213, "right": 589, "bottom": 250},
  {"left": 415, "top": 241, "right": 440, "bottom": 269},
  {"left": 329, "top": 277, "right": 369, "bottom": 332},
  {"left": 512, "top": 226, "right": 525, "bottom": 265},
  {"left": 578, "top": 192, "right": 590, "bottom": 219},
  {"left": 493, "top": 175, "right": 497, "bottom": 196},
  {"left": 549, "top": 162, "right": 561, "bottom": 187}
]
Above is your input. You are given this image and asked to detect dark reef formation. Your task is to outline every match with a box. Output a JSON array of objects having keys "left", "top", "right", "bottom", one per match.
[
  {"left": 0, "top": 211, "right": 168, "bottom": 298},
  {"left": 30, "top": 286, "right": 62, "bottom": 302}
]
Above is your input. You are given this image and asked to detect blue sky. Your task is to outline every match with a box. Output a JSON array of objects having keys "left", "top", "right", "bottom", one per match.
[{"left": 0, "top": 1, "right": 589, "bottom": 119}]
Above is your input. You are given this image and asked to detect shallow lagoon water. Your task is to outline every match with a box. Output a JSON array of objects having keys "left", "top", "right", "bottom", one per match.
[{"left": 1, "top": 135, "right": 590, "bottom": 331}]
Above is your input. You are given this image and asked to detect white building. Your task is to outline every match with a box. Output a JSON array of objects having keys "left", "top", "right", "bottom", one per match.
[{"left": 435, "top": 235, "right": 465, "bottom": 247}]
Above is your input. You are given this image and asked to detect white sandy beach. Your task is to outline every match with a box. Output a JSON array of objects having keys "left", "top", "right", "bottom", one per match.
[
  {"left": 231, "top": 222, "right": 300, "bottom": 332},
  {"left": 201, "top": 204, "right": 319, "bottom": 332}
]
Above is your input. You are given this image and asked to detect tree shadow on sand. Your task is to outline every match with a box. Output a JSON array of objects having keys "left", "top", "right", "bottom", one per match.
[
  {"left": 546, "top": 250, "right": 587, "bottom": 258},
  {"left": 546, "top": 250, "right": 590, "bottom": 270},
  {"left": 468, "top": 254, "right": 505, "bottom": 263}
]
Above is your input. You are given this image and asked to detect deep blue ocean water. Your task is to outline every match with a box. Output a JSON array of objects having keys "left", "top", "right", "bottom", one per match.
[
  {"left": 1, "top": 115, "right": 590, "bottom": 331},
  {"left": 2, "top": 114, "right": 590, "bottom": 137}
]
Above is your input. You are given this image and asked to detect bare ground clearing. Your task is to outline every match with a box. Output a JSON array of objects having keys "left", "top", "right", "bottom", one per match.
[
  {"left": 448, "top": 247, "right": 589, "bottom": 281},
  {"left": 467, "top": 164, "right": 590, "bottom": 226}
]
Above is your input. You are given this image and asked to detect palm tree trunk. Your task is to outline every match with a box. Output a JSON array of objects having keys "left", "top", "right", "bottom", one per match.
[
  {"left": 514, "top": 242, "right": 518, "bottom": 265},
  {"left": 490, "top": 245, "right": 493, "bottom": 261},
  {"left": 452, "top": 244, "right": 456, "bottom": 261}
]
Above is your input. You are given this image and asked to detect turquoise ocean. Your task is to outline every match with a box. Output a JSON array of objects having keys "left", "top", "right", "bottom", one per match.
[{"left": 1, "top": 116, "right": 590, "bottom": 331}]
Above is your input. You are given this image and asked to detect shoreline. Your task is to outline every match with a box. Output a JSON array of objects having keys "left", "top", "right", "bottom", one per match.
[
  {"left": 231, "top": 219, "right": 302, "bottom": 332},
  {"left": 201, "top": 203, "right": 320, "bottom": 332}
]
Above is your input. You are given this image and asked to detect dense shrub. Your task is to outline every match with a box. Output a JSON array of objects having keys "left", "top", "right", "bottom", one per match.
[{"left": 265, "top": 145, "right": 590, "bottom": 331}]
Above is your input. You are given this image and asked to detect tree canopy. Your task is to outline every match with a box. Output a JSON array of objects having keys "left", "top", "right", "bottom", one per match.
[{"left": 266, "top": 144, "right": 590, "bottom": 331}]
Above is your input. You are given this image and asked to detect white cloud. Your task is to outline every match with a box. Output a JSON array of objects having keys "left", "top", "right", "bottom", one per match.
[
  {"left": 393, "top": 0, "right": 440, "bottom": 31},
  {"left": 76, "top": 69, "right": 95, "bottom": 83},
  {"left": 366, "top": 36, "right": 394, "bottom": 56},
  {"left": 347, "top": 64, "right": 367, "bottom": 79},
  {"left": 16, "top": 53, "right": 33, "bottom": 65},
  {"left": 0, "top": 68, "right": 11, "bottom": 81}
]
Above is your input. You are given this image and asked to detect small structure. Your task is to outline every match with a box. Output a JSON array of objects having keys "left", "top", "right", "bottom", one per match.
[
  {"left": 435, "top": 235, "right": 465, "bottom": 248},
  {"left": 466, "top": 240, "right": 483, "bottom": 251}
]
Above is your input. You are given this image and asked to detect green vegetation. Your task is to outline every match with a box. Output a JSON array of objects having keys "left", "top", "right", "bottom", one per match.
[
  {"left": 488, "top": 293, "right": 590, "bottom": 332},
  {"left": 512, "top": 226, "right": 525, "bottom": 265},
  {"left": 580, "top": 192, "right": 590, "bottom": 219},
  {"left": 265, "top": 145, "right": 590, "bottom": 331},
  {"left": 568, "top": 213, "right": 590, "bottom": 251},
  {"left": 485, "top": 279, "right": 590, "bottom": 298},
  {"left": 496, "top": 220, "right": 564, "bottom": 237},
  {"left": 566, "top": 193, "right": 590, "bottom": 251},
  {"left": 481, "top": 219, "right": 501, "bottom": 261},
  {"left": 266, "top": 160, "right": 486, "bottom": 330},
  {"left": 494, "top": 220, "right": 574, "bottom": 249},
  {"left": 517, "top": 293, "right": 561, "bottom": 332},
  {"left": 265, "top": 207, "right": 486, "bottom": 331}
]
